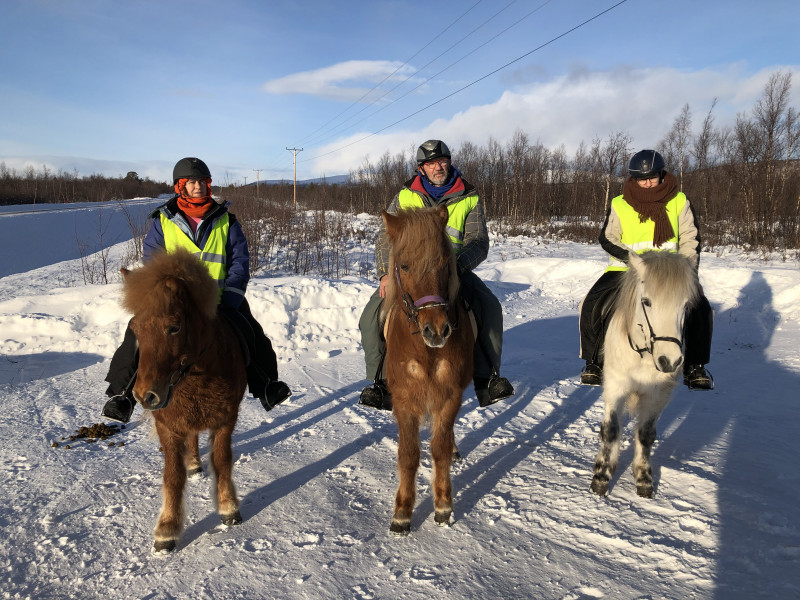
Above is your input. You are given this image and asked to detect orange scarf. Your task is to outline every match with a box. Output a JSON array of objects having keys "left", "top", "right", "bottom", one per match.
[{"left": 175, "top": 178, "right": 213, "bottom": 218}]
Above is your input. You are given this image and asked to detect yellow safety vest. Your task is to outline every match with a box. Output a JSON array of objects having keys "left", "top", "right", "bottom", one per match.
[
  {"left": 397, "top": 189, "right": 479, "bottom": 254},
  {"left": 160, "top": 213, "right": 229, "bottom": 300},
  {"left": 606, "top": 192, "right": 687, "bottom": 272}
]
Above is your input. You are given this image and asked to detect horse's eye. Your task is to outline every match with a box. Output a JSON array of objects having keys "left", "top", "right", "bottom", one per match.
[
  {"left": 400, "top": 264, "right": 409, "bottom": 272},
  {"left": 642, "top": 298, "right": 652, "bottom": 307},
  {"left": 167, "top": 324, "right": 181, "bottom": 335}
]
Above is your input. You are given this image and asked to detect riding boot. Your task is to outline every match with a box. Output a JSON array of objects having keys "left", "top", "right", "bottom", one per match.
[
  {"left": 580, "top": 362, "right": 603, "bottom": 386},
  {"left": 259, "top": 380, "right": 292, "bottom": 411},
  {"left": 684, "top": 364, "right": 714, "bottom": 390},
  {"left": 102, "top": 391, "right": 136, "bottom": 424},
  {"left": 474, "top": 374, "right": 514, "bottom": 407},
  {"left": 359, "top": 379, "right": 392, "bottom": 410}
]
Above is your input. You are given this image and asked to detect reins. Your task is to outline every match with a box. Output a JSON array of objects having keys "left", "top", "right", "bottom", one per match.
[{"left": 165, "top": 327, "right": 209, "bottom": 401}]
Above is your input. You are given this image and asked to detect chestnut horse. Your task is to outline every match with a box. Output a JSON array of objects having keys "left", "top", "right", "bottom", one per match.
[
  {"left": 591, "top": 250, "right": 700, "bottom": 498},
  {"left": 382, "top": 206, "right": 473, "bottom": 535},
  {"left": 120, "top": 248, "right": 248, "bottom": 553}
]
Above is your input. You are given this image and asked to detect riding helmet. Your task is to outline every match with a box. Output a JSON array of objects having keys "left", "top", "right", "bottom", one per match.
[
  {"left": 172, "top": 157, "right": 212, "bottom": 183},
  {"left": 416, "top": 140, "right": 452, "bottom": 165},
  {"left": 628, "top": 150, "right": 665, "bottom": 179}
]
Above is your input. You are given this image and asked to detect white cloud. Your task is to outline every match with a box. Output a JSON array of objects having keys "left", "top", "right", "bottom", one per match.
[
  {"left": 308, "top": 64, "right": 800, "bottom": 176},
  {"left": 261, "top": 60, "right": 417, "bottom": 102}
]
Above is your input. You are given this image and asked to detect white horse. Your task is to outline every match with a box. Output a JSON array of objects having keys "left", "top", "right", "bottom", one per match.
[{"left": 590, "top": 250, "right": 700, "bottom": 498}]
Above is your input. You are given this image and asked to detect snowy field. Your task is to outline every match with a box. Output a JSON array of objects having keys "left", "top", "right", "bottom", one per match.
[{"left": 1, "top": 201, "right": 799, "bottom": 599}]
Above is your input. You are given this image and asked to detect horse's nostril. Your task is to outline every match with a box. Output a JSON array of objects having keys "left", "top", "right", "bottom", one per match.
[
  {"left": 441, "top": 323, "right": 451, "bottom": 339},
  {"left": 144, "top": 392, "right": 161, "bottom": 410},
  {"left": 657, "top": 356, "right": 677, "bottom": 373}
]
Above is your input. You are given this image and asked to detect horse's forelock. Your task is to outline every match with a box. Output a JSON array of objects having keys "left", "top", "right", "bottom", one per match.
[
  {"left": 618, "top": 252, "right": 698, "bottom": 331},
  {"left": 392, "top": 209, "right": 452, "bottom": 278},
  {"left": 122, "top": 250, "right": 218, "bottom": 321}
]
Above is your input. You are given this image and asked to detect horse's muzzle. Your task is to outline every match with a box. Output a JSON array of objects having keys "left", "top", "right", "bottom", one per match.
[
  {"left": 421, "top": 321, "right": 452, "bottom": 348},
  {"left": 137, "top": 390, "right": 171, "bottom": 411},
  {"left": 656, "top": 354, "right": 683, "bottom": 374}
]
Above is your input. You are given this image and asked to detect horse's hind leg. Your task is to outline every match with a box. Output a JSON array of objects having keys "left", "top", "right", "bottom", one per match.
[
  {"left": 209, "top": 426, "right": 241, "bottom": 525},
  {"left": 591, "top": 394, "right": 625, "bottom": 496},
  {"left": 431, "top": 401, "right": 460, "bottom": 526},
  {"left": 153, "top": 424, "right": 187, "bottom": 552},
  {"left": 185, "top": 432, "right": 204, "bottom": 478},
  {"left": 391, "top": 411, "right": 421, "bottom": 536}
]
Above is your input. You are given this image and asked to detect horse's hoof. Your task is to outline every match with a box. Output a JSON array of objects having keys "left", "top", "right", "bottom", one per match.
[
  {"left": 152, "top": 539, "right": 176, "bottom": 554},
  {"left": 187, "top": 466, "right": 205, "bottom": 479},
  {"left": 434, "top": 511, "right": 453, "bottom": 527},
  {"left": 636, "top": 484, "right": 654, "bottom": 498},
  {"left": 221, "top": 510, "right": 242, "bottom": 526},
  {"left": 389, "top": 520, "right": 411, "bottom": 536},
  {"left": 590, "top": 478, "right": 609, "bottom": 496}
]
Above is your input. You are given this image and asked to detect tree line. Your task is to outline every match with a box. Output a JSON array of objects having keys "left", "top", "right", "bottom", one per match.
[
  {"left": 224, "top": 70, "right": 799, "bottom": 260},
  {"left": 5, "top": 70, "right": 798, "bottom": 267},
  {"left": 0, "top": 167, "right": 170, "bottom": 205}
]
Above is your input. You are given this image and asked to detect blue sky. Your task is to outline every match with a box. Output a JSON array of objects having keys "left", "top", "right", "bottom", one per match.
[{"left": 1, "top": 0, "right": 798, "bottom": 184}]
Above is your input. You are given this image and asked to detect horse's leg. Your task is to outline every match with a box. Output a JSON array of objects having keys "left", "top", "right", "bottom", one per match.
[
  {"left": 431, "top": 398, "right": 460, "bottom": 526},
  {"left": 185, "top": 432, "right": 203, "bottom": 478},
  {"left": 209, "top": 426, "right": 241, "bottom": 526},
  {"left": 391, "top": 410, "right": 421, "bottom": 536},
  {"left": 633, "top": 390, "right": 671, "bottom": 498},
  {"left": 451, "top": 431, "right": 462, "bottom": 463},
  {"left": 591, "top": 392, "right": 626, "bottom": 496},
  {"left": 153, "top": 423, "right": 187, "bottom": 552}
]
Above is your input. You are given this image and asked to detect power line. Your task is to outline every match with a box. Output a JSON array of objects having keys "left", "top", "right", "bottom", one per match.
[
  {"left": 305, "top": 0, "right": 554, "bottom": 150},
  {"left": 302, "top": 0, "right": 629, "bottom": 164},
  {"left": 295, "top": 0, "right": 488, "bottom": 148}
]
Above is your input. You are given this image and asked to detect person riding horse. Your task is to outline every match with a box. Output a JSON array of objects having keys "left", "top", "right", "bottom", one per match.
[
  {"left": 578, "top": 149, "right": 714, "bottom": 390},
  {"left": 101, "top": 157, "right": 291, "bottom": 423},
  {"left": 358, "top": 139, "right": 514, "bottom": 410}
]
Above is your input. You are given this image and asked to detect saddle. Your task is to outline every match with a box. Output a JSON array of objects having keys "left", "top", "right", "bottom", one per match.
[{"left": 217, "top": 305, "right": 254, "bottom": 367}]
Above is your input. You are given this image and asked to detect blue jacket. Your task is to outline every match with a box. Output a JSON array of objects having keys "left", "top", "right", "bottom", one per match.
[{"left": 143, "top": 196, "right": 250, "bottom": 309}]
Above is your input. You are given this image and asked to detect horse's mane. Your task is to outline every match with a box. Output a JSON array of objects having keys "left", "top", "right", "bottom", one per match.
[
  {"left": 613, "top": 251, "right": 699, "bottom": 332},
  {"left": 384, "top": 207, "right": 459, "bottom": 307},
  {"left": 122, "top": 248, "right": 218, "bottom": 320}
]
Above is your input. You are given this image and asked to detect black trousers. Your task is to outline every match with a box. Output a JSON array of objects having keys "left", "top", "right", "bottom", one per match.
[
  {"left": 579, "top": 270, "right": 713, "bottom": 367},
  {"left": 104, "top": 297, "right": 278, "bottom": 399}
]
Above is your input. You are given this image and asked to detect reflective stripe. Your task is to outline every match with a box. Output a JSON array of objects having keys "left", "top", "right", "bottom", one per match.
[
  {"left": 160, "top": 212, "right": 230, "bottom": 301},
  {"left": 445, "top": 225, "right": 463, "bottom": 242},
  {"left": 606, "top": 192, "right": 686, "bottom": 272},
  {"left": 397, "top": 189, "right": 478, "bottom": 252}
]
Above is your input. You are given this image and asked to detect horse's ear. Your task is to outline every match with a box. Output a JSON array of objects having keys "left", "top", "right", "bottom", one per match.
[
  {"left": 120, "top": 267, "right": 130, "bottom": 281},
  {"left": 628, "top": 250, "right": 645, "bottom": 274},
  {"left": 437, "top": 205, "right": 448, "bottom": 229},
  {"left": 383, "top": 210, "right": 399, "bottom": 241}
]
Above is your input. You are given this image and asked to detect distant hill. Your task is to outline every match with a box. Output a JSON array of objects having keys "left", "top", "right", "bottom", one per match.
[{"left": 246, "top": 174, "right": 350, "bottom": 187}]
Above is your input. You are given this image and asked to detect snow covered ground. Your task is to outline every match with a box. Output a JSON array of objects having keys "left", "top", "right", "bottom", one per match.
[{"left": 1, "top": 201, "right": 799, "bottom": 599}]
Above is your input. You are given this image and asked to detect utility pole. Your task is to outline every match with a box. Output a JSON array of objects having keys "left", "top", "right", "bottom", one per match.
[
  {"left": 253, "top": 168, "right": 263, "bottom": 198},
  {"left": 286, "top": 147, "right": 303, "bottom": 209},
  {"left": 243, "top": 175, "right": 248, "bottom": 187}
]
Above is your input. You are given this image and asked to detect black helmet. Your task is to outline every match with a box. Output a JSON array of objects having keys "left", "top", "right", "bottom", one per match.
[
  {"left": 172, "top": 157, "right": 211, "bottom": 183},
  {"left": 416, "top": 140, "right": 451, "bottom": 165},
  {"left": 628, "top": 150, "right": 665, "bottom": 179}
]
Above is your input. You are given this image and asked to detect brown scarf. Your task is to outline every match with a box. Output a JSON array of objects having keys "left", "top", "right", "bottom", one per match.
[
  {"left": 622, "top": 171, "right": 678, "bottom": 247},
  {"left": 175, "top": 178, "right": 213, "bottom": 218}
]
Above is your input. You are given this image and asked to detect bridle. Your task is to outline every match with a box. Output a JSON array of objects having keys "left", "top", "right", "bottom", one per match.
[
  {"left": 394, "top": 265, "right": 456, "bottom": 335},
  {"left": 163, "top": 318, "right": 208, "bottom": 403},
  {"left": 628, "top": 296, "right": 683, "bottom": 357}
]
